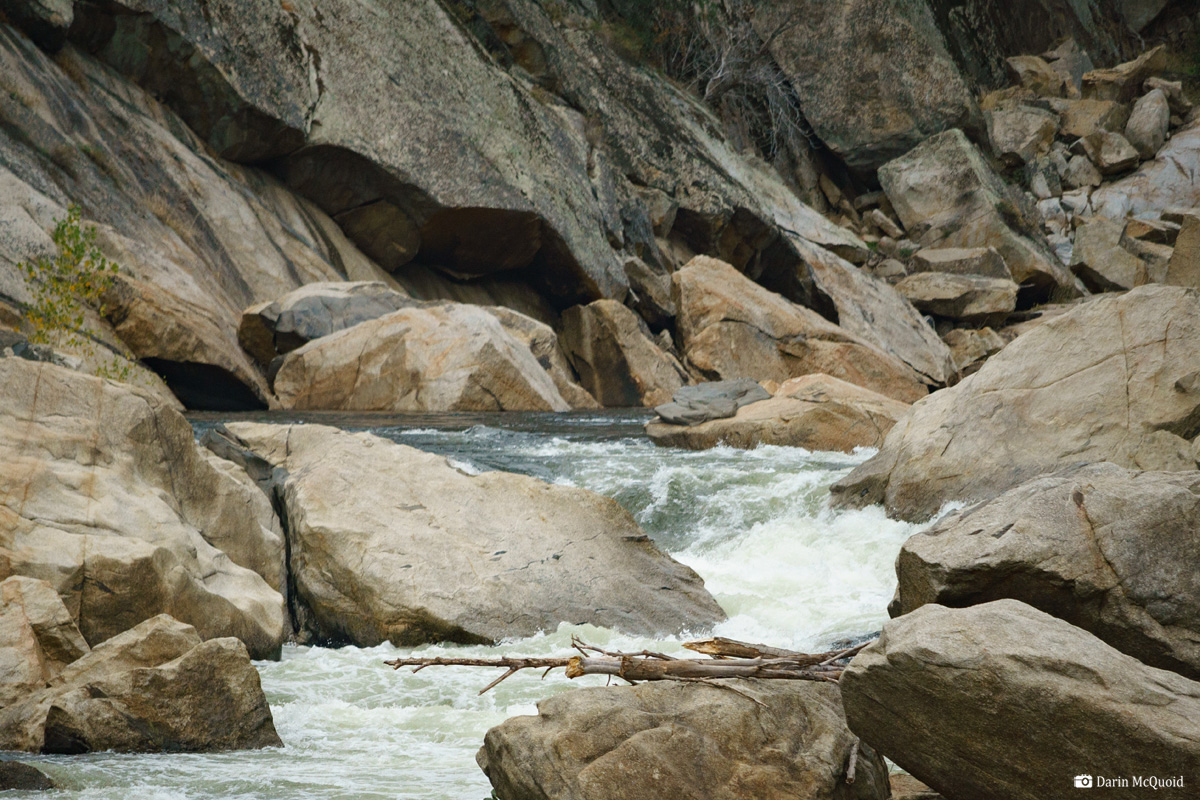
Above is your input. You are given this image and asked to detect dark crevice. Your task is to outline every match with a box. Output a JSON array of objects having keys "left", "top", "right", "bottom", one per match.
[{"left": 142, "top": 358, "right": 266, "bottom": 411}]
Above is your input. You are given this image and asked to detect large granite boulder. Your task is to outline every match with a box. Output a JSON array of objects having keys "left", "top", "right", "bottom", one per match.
[
  {"left": 478, "top": 680, "right": 889, "bottom": 800},
  {"left": 272, "top": 303, "right": 571, "bottom": 412},
  {"left": 673, "top": 257, "right": 928, "bottom": 403},
  {"left": 893, "top": 464, "right": 1200, "bottom": 680},
  {"left": 0, "top": 358, "right": 287, "bottom": 659},
  {"left": 752, "top": 0, "right": 980, "bottom": 174},
  {"left": 0, "top": 615, "right": 281, "bottom": 753},
  {"left": 560, "top": 300, "right": 688, "bottom": 408},
  {"left": 832, "top": 286, "right": 1200, "bottom": 521},
  {"left": 0, "top": 576, "right": 89, "bottom": 708},
  {"left": 841, "top": 601, "right": 1200, "bottom": 800},
  {"left": 218, "top": 423, "right": 726, "bottom": 646},
  {"left": 878, "top": 129, "right": 1078, "bottom": 302},
  {"left": 1092, "top": 121, "right": 1200, "bottom": 219},
  {"left": 646, "top": 374, "right": 909, "bottom": 453}
]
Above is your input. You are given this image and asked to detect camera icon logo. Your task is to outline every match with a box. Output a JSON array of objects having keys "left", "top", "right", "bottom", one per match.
[{"left": 1075, "top": 775, "right": 1094, "bottom": 788}]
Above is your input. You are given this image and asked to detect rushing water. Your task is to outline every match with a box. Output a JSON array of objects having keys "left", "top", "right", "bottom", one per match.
[{"left": 13, "top": 412, "right": 926, "bottom": 799}]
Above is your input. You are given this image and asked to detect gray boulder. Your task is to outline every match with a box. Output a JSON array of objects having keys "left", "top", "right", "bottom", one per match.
[
  {"left": 479, "top": 680, "right": 889, "bottom": 800},
  {"left": 893, "top": 464, "right": 1200, "bottom": 680},
  {"left": 0, "top": 762, "right": 56, "bottom": 791},
  {"left": 1125, "top": 89, "right": 1171, "bottom": 159},
  {"left": 832, "top": 286, "right": 1200, "bottom": 521},
  {"left": 842, "top": 600, "right": 1200, "bottom": 800},
  {"left": 653, "top": 379, "right": 771, "bottom": 427},
  {"left": 219, "top": 423, "right": 726, "bottom": 646}
]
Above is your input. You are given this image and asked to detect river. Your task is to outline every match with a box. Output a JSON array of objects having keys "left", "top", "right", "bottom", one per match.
[{"left": 13, "top": 412, "right": 926, "bottom": 799}]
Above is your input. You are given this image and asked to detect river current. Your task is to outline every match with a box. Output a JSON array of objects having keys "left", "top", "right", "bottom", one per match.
[{"left": 13, "top": 412, "right": 927, "bottom": 799}]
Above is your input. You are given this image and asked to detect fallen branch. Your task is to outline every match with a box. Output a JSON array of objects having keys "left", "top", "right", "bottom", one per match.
[{"left": 385, "top": 637, "right": 872, "bottom": 695}]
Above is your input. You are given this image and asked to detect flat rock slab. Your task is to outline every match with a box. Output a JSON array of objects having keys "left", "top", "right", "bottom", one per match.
[
  {"left": 220, "top": 423, "right": 726, "bottom": 646},
  {"left": 647, "top": 374, "right": 909, "bottom": 452},
  {"left": 894, "top": 464, "right": 1200, "bottom": 680},
  {"left": 842, "top": 600, "right": 1200, "bottom": 800},
  {"left": 833, "top": 285, "right": 1200, "bottom": 521},
  {"left": 653, "top": 379, "right": 771, "bottom": 426},
  {"left": 894, "top": 272, "right": 1018, "bottom": 325},
  {"left": 479, "top": 680, "right": 889, "bottom": 800}
]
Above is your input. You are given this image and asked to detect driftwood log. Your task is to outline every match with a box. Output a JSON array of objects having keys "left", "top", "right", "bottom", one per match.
[{"left": 384, "top": 636, "right": 873, "bottom": 695}]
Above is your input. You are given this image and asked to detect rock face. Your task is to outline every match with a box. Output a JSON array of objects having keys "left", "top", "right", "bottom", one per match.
[
  {"left": 478, "top": 680, "right": 889, "bottom": 800},
  {"left": 0, "top": 576, "right": 90, "bottom": 708},
  {"left": 753, "top": 0, "right": 979, "bottom": 174},
  {"left": 894, "top": 273, "right": 1018, "bottom": 325},
  {"left": 841, "top": 601, "right": 1200, "bottom": 800},
  {"left": 560, "top": 300, "right": 688, "bottom": 408},
  {"left": 652, "top": 380, "right": 771, "bottom": 427},
  {"left": 893, "top": 464, "right": 1200, "bottom": 680},
  {"left": 0, "top": 358, "right": 287, "bottom": 659},
  {"left": 673, "top": 257, "right": 928, "bottom": 403},
  {"left": 0, "top": 615, "right": 281, "bottom": 753},
  {"left": 646, "top": 374, "right": 909, "bottom": 453},
  {"left": 878, "top": 129, "right": 1077, "bottom": 301},
  {"left": 219, "top": 423, "right": 726, "bottom": 646},
  {"left": 832, "top": 286, "right": 1200, "bottom": 521},
  {"left": 272, "top": 303, "right": 571, "bottom": 412}
]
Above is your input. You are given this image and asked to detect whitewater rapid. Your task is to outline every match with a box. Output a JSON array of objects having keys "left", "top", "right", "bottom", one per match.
[{"left": 17, "top": 416, "right": 925, "bottom": 799}]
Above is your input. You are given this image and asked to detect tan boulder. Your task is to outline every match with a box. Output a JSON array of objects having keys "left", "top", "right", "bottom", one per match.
[
  {"left": 1070, "top": 216, "right": 1147, "bottom": 291},
  {"left": 672, "top": 257, "right": 928, "bottom": 403},
  {"left": 0, "top": 359, "right": 287, "bottom": 658},
  {"left": 986, "top": 106, "right": 1058, "bottom": 166},
  {"left": 1054, "top": 98, "right": 1130, "bottom": 139},
  {"left": 220, "top": 423, "right": 725, "bottom": 646},
  {"left": 832, "top": 286, "right": 1200, "bottom": 521},
  {"left": 1125, "top": 89, "right": 1171, "bottom": 159},
  {"left": 0, "top": 615, "right": 280, "bottom": 753},
  {"left": 0, "top": 576, "right": 89, "bottom": 708},
  {"left": 842, "top": 601, "right": 1200, "bottom": 800},
  {"left": 646, "top": 374, "right": 909, "bottom": 452},
  {"left": 910, "top": 247, "right": 1011, "bottom": 280},
  {"left": 1062, "top": 154, "right": 1103, "bottom": 189},
  {"left": 894, "top": 273, "right": 1018, "bottom": 325},
  {"left": 942, "top": 327, "right": 1005, "bottom": 372},
  {"left": 560, "top": 300, "right": 688, "bottom": 408},
  {"left": 1005, "top": 55, "right": 1065, "bottom": 97},
  {"left": 1080, "top": 130, "right": 1140, "bottom": 174},
  {"left": 1082, "top": 45, "right": 1169, "bottom": 102},
  {"left": 484, "top": 306, "right": 600, "bottom": 410},
  {"left": 273, "top": 303, "right": 570, "bottom": 412},
  {"left": 1165, "top": 214, "right": 1200, "bottom": 289},
  {"left": 479, "top": 680, "right": 889, "bottom": 800}
]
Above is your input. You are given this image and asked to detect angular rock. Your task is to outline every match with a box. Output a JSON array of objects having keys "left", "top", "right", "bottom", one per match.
[
  {"left": 0, "top": 762, "right": 56, "bottom": 791},
  {"left": 1082, "top": 45, "right": 1168, "bottom": 103},
  {"left": 479, "top": 680, "right": 889, "bottom": 800},
  {"left": 0, "top": 359, "right": 287, "bottom": 659},
  {"left": 910, "top": 247, "right": 1011, "bottom": 280},
  {"left": 894, "top": 464, "right": 1200, "bottom": 680},
  {"left": 752, "top": 0, "right": 979, "bottom": 174},
  {"left": 1070, "top": 216, "right": 1146, "bottom": 291},
  {"left": 1125, "top": 89, "right": 1171, "bottom": 159},
  {"left": 652, "top": 380, "right": 771, "bottom": 427},
  {"left": 1122, "top": 236, "right": 1173, "bottom": 284},
  {"left": 623, "top": 256, "right": 675, "bottom": 331},
  {"left": 942, "top": 327, "right": 1005, "bottom": 372},
  {"left": 1092, "top": 122, "right": 1200, "bottom": 218},
  {"left": 1145, "top": 76, "right": 1193, "bottom": 117},
  {"left": 1061, "top": 153, "right": 1102, "bottom": 189},
  {"left": 1165, "top": 214, "right": 1200, "bottom": 289},
  {"left": 484, "top": 306, "right": 600, "bottom": 410},
  {"left": 0, "top": 615, "right": 281, "bottom": 753},
  {"left": 1054, "top": 98, "right": 1130, "bottom": 140},
  {"left": 895, "top": 273, "right": 1018, "bottom": 325},
  {"left": 1124, "top": 217, "right": 1181, "bottom": 246},
  {"left": 832, "top": 286, "right": 1200, "bottom": 521},
  {"left": 879, "top": 130, "right": 1077, "bottom": 302},
  {"left": 646, "top": 374, "right": 909, "bottom": 453},
  {"left": 272, "top": 303, "right": 570, "bottom": 412},
  {"left": 560, "top": 300, "right": 688, "bottom": 408},
  {"left": 1005, "top": 55, "right": 1065, "bottom": 97},
  {"left": 0, "top": 576, "right": 89, "bottom": 708},
  {"left": 988, "top": 106, "right": 1059, "bottom": 166},
  {"left": 221, "top": 423, "right": 726, "bottom": 646},
  {"left": 1116, "top": 0, "right": 1170, "bottom": 32},
  {"left": 841, "top": 600, "right": 1200, "bottom": 800},
  {"left": 1080, "top": 130, "right": 1140, "bottom": 174},
  {"left": 672, "top": 257, "right": 928, "bottom": 403}
]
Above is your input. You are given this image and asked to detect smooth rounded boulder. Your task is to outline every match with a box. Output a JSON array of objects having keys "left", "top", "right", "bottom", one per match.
[
  {"left": 833, "top": 286, "right": 1200, "bottom": 521},
  {"left": 478, "top": 680, "right": 889, "bottom": 800},
  {"left": 842, "top": 600, "right": 1200, "bottom": 800},
  {"left": 893, "top": 464, "right": 1200, "bottom": 680},
  {"left": 218, "top": 422, "right": 726, "bottom": 646}
]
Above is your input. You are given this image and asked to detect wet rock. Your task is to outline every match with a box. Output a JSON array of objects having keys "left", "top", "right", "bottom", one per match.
[
  {"left": 910, "top": 247, "right": 1011, "bottom": 280},
  {"left": 0, "top": 762, "right": 56, "bottom": 791},
  {"left": 479, "top": 679, "right": 889, "bottom": 800},
  {"left": 1125, "top": 89, "right": 1170, "bottom": 159},
  {"left": 646, "top": 374, "right": 909, "bottom": 453},
  {"left": 0, "top": 615, "right": 281, "bottom": 753},
  {"left": 560, "top": 300, "right": 688, "bottom": 408},
  {"left": 1165, "top": 214, "right": 1200, "bottom": 289},
  {"left": 841, "top": 600, "right": 1200, "bottom": 800},
  {"left": 222, "top": 423, "right": 726, "bottom": 646},
  {"left": 1080, "top": 130, "right": 1140, "bottom": 175},
  {"left": 1091, "top": 122, "right": 1200, "bottom": 218},
  {"left": 672, "top": 257, "right": 928, "bottom": 403},
  {"left": 0, "top": 576, "right": 89, "bottom": 708},
  {"left": 652, "top": 380, "right": 771, "bottom": 427},
  {"left": 752, "top": 0, "right": 979, "bottom": 174},
  {"left": 878, "top": 129, "right": 1077, "bottom": 303},
  {"left": 893, "top": 464, "right": 1200, "bottom": 680},
  {"left": 1070, "top": 217, "right": 1145, "bottom": 291},
  {"left": 832, "top": 286, "right": 1200, "bottom": 521},
  {"left": 0, "top": 359, "right": 287, "bottom": 659},
  {"left": 1082, "top": 45, "right": 1168, "bottom": 103},
  {"left": 895, "top": 273, "right": 1018, "bottom": 326},
  {"left": 272, "top": 303, "right": 571, "bottom": 412}
]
